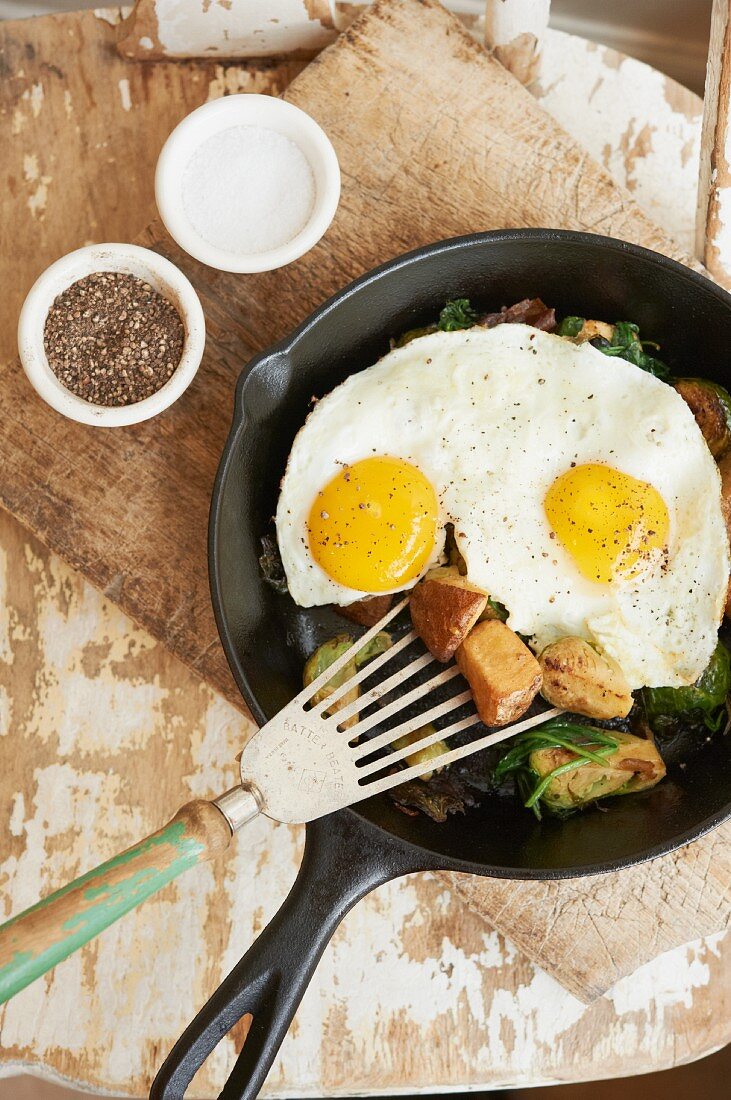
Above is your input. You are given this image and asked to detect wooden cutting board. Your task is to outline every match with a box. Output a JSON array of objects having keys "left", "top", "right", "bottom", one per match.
[{"left": 1, "top": 0, "right": 728, "bottom": 1002}]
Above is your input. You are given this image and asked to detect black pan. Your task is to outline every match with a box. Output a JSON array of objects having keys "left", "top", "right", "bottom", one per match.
[{"left": 151, "top": 230, "right": 731, "bottom": 1100}]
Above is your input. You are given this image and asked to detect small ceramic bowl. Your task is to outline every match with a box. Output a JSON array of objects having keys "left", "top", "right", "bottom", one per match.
[
  {"left": 18, "top": 243, "right": 206, "bottom": 427},
  {"left": 154, "top": 94, "right": 341, "bottom": 274}
]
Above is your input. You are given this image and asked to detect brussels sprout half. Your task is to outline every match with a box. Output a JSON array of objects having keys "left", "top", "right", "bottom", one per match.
[
  {"left": 640, "top": 640, "right": 731, "bottom": 738},
  {"left": 674, "top": 378, "right": 731, "bottom": 458},
  {"left": 527, "top": 731, "right": 665, "bottom": 815},
  {"left": 393, "top": 723, "right": 448, "bottom": 782},
  {"left": 303, "top": 632, "right": 392, "bottom": 729},
  {"left": 495, "top": 719, "right": 666, "bottom": 818}
]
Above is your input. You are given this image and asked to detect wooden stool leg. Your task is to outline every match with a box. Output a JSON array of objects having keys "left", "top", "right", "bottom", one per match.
[
  {"left": 697, "top": 0, "right": 731, "bottom": 285},
  {"left": 484, "top": 0, "right": 551, "bottom": 84}
]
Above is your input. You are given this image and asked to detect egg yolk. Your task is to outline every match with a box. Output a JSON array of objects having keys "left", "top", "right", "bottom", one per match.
[
  {"left": 308, "top": 456, "right": 438, "bottom": 592},
  {"left": 545, "top": 463, "right": 669, "bottom": 585}
]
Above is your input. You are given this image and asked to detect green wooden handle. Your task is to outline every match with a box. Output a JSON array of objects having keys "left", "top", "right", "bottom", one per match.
[{"left": 0, "top": 800, "right": 232, "bottom": 1004}]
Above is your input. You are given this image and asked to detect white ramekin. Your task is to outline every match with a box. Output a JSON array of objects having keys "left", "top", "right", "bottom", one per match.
[
  {"left": 18, "top": 243, "right": 206, "bottom": 427},
  {"left": 154, "top": 94, "right": 341, "bottom": 274}
]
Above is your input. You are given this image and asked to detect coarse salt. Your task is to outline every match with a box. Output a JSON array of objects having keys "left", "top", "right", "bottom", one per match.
[{"left": 181, "top": 125, "right": 316, "bottom": 256}]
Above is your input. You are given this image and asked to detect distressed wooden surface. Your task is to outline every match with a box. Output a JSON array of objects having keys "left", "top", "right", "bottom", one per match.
[
  {"left": 117, "top": 0, "right": 342, "bottom": 60},
  {"left": 696, "top": 0, "right": 731, "bottom": 285},
  {"left": 484, "top": 0, "right": 551, "bottom": 85},
  {"left": 535, "top": 30, "right": 702, "bottom": 258},
  {"left": 0, "top": 6, "right": 304, "bottom": 366},
  {"left": 0, "top": 10, "right": 704, "bottom": 367},
  {"left": 0, "top": 0, "right": 729, "bottom": 1092},
  {"left": 1, "top": 511, "right": 729, "bottom": 1096},
  {"left": 116, "top": 0, "right": 485, "bottom": 60}
]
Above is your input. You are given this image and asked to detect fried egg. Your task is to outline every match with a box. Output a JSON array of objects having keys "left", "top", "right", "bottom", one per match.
[{"left": 276, "top": 325, "right": 729, "bottom": 689}]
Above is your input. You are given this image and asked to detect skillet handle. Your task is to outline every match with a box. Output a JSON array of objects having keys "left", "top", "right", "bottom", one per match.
[{"left": 150, "top": 811, "right": 429, "bottom": 1100}]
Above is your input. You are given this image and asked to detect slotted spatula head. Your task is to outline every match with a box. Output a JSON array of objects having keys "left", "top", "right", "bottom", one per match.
[{"left": 240, "top": 598, "right": 561, "bottom": 823}]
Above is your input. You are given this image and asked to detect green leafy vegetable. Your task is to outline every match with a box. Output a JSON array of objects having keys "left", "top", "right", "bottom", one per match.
[
  {"left": 495, "top": 718, "right": 665, "bottom": 818},
  {"left": 556, "top": 316, "right": 585, "bottom": 338},
  {"left": 640, "top": 640, "right": 731, "bottom": 737},
  {"left": 438, "top": 298, "right": 478, "bottom": 332},
  {"left": 592, "top": 320, "right": 671, "bottom": 381},
  {"left": 388, "top": 772, "right": 478, "bottom": 822},
  {"left": 259, "top": 534, "right": 288, "bottom": 595},
  {"left": 485, "top": 597, "right": 509, "bottom": 622}
]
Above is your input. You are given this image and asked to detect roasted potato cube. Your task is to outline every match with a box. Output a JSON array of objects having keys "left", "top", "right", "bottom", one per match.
[
  {"left": 675, "top": 378, "right": 731, "bottom": 458},
  {"left": 410, "top": 566, "right": 488, "bottom": 662},
  {"left": 340, "top": 594, "right": 394, "bottom": 627},
  {"left": 538, "top": 637, "right": 633, "bottom": 719},
  {"left": 456, "top": 620, "right": 542, "bottom": 726}
]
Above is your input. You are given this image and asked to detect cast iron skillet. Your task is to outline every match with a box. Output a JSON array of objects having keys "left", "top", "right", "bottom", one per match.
[{"left": 152, "top": 230, "right": 731, "bottom": 1100}]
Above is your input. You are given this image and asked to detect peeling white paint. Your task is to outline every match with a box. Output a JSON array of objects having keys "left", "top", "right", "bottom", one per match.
[
  {"left": 713, "top": 185, "right": 731, "bottom": 272},
  {"left": 0, "top": 686, "right": 11, "bottom": 736},
  {"left": 29, "top": 82, "right": 44, "bottom": 119},
  {"left": 608, "top": 935, "right": 719, "bottom": 1015},
  {"left": 536, "top": 29, "right": 701, "bottom": 254},
  {"left": 485, "top": 0, "right": 550, "bottom": 47},
  {"left": 8, "top": 793, "right": 25, "bottom": 836},
  {"left": 22, "top": 152, "right": 51, "bottom": 219},
  {"left": 11, "top": 107, "right": 26, "bottom": 136},
  {"left": 94, "top": 7, "right": 127, "bottom": 26},
  {"left": 152, "top": 0, "right": 338, "bottom": 59},
  {"left": 205, "top": 64, "right": 263, "bottom": 102},
  {"left": 118, "top": 78, "right": 132, "bottom": 113}
]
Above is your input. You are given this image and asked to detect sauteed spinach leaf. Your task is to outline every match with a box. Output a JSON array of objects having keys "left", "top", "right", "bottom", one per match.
[
  {"left": 388, "top": 771, "right": 479, "bottom": 822},
  {"left": 640, "top": 640, "right": 731, "bottom": 738},
  {"left": 259, "top": 534, "right": 288, "bottom": 595},
  {"left": 438, "top": 298, "right": 478, "bottom": 331},
  {"left": 558, "top": 315, "right": 671, "bottom": 380}
]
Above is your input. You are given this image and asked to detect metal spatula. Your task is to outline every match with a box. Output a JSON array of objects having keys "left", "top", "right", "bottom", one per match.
[{"left": 0, "top": 597, "right": 560, "bottom": 1003}]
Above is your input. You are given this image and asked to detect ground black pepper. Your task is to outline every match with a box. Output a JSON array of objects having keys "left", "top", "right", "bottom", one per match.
[{"left": 43, "top": 271, "right": 185, "bottom": 406}]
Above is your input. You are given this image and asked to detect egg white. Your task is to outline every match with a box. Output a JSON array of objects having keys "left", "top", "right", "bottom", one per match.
[{"left": 276, "top": 325, "right": 729, "bottom": 689}]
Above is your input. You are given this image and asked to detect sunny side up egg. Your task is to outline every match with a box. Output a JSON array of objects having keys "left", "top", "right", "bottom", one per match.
[{"left": 275, "top": 325, "right": 730, "bottom": 690}]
